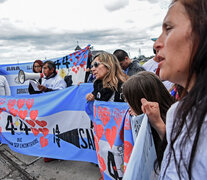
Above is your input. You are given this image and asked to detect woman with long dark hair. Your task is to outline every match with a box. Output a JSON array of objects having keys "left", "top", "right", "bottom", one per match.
[
  {"left": 122, "top": 71, "right": 174, "bottom": 168},
  {"left": 141, "top": 0, "right": 207, "bottom": 179}
]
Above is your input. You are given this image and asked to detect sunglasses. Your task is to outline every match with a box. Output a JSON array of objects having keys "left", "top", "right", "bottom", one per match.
[{"left": 91, "top": 62, "right": 101, "bottom": 68}]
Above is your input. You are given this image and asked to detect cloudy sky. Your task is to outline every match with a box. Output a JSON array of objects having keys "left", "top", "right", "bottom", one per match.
[{"left": 0, "top": 0, "right": 170, "bottom": 64}]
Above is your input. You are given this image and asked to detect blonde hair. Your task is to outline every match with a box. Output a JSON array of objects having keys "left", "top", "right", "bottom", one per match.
[{"left": 93, "top": 52, "right": 128, "bottom": 91}]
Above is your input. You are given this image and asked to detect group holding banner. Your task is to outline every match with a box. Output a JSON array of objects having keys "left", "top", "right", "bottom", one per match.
[
  {"left": 0, "top": 85, "right": 156, "bottom": 179},
  {"left": 0, "top": 45, "right": 90, "bottom": 96},
  {"left": 0, "top": 45, "right": 157, "bottom": 179}
]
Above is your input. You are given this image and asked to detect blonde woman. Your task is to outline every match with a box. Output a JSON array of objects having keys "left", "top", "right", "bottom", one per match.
[{"left": 86, "top": 52, "right": 128, "bottom": 102}]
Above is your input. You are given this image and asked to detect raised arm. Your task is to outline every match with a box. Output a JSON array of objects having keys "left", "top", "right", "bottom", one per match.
[{"left": 141, "top": 98, "right": 166, "bottom": 140}]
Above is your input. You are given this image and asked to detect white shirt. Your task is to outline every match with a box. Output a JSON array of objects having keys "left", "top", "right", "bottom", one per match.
[
  {"left": 143, "top": 58, "right": 174, "bottom": 91},
  {"left": 143, "top": 58, "right": 158, "bottom": 73},
  {"left": 0, "top": 75, "right": 11, "bottom": 96},
  {"left": 159, "top": 101, "right": 207, "bottom": 179},
  {"left": 41, "top": 74, "right": 66, "bottom": 91}
]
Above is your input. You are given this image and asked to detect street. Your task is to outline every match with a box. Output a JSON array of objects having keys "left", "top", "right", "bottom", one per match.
[{"left": 0, "top": 144, "right": 101, "bottom": 180}]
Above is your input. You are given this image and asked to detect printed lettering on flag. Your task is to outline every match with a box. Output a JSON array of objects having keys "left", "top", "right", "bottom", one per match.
[
  {"left": 0, "top": 45, "right": 90, "bottom": 96},
  {"left": 0, "top": 83, "right": 98, "bottom": 163}
]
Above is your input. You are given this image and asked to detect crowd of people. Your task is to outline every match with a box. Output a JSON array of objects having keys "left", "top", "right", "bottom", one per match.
[
  {"left": 84, "top": 0, "right": 207, "bottom": 179},
  {"left": 0, "top": 0, "right": 207, "bottom": 179},
  {"left": 29, "top": 60, "right": 66, "bottom": 95}
]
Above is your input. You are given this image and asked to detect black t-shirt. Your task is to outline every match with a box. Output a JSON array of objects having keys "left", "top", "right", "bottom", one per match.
[
  {"left": 92, "top": 79, "right": 124, "bottom": 102},
  {"left": 28, "top": 79, "right": 42, "bottom": 94}
]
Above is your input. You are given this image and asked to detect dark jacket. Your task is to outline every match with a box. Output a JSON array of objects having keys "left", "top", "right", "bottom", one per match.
[
  {"left": 28, "top": 79, "right": 42, "bottom": 94},
  {"left": 92, "top": 79, "right": 124, "bottom": 102},
  {"left": 127, "top": 60, "right": 145, "bottom": 76}
]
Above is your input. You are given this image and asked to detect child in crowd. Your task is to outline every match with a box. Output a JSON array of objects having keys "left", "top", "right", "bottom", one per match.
[{"left": 122, "top": 71, "right": 174, "bottom": 168}]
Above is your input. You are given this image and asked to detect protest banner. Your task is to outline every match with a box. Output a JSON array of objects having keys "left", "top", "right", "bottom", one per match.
[
  {"left": 0, "top": 45, "right": 90, "bottom": 96},
  {"left": 130, "top": 114, "right": 145, "bottom": 142},
  {"left": 0, "top": 83, "right": 98, "bottom": 163},
  {"left": 0, "top": 82, "right": 156, "bottom": 179},
  {"left": 88, "top": 101, "right": 134, "bottom": 180},
  {"left": 123, "top": 114, "right": 157, "bottom": 180}
]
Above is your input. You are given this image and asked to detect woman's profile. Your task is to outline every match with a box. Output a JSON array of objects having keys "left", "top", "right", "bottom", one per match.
[
  {"left": 86, "top": 52, "right": 128, "bottom": 102},
  {"left": 142, "top": 0, "right": 207, "bottom": 179}
]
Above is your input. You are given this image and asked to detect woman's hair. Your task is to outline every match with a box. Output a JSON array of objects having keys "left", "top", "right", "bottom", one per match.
[
  {"left": 123, "top": 71, "right": 174, "bottom": 120},
  {"left": 123, "top": 71, "right": 174, "bottom": 168},
  {"left": 165, "top": 0, "right": 207, "bottom": 179},
  {"left": 93, "top": 52, "right": 128, "bottom": 91},
  {"left": 33, "top": 60, "right": 43, "bottom": 73}
]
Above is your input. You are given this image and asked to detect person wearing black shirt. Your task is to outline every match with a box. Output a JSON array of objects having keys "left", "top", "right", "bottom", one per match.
[{"left": 86, "top": 52, "right": 128, "bottom": 102}]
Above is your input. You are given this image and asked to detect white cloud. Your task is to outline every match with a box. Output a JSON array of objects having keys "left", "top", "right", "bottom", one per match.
[
  {"left": 0, "top": 0, "right": 170, "bottom": 64},
  {"left": 0, "top": 0, "right": 7, "bottom": 3},
  {"left": 103, "top": 0, "right": 129, "bottom": 11}
]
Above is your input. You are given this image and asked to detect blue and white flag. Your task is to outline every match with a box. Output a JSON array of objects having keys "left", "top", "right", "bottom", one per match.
[
  {"left": 123, "top": 114, "right": 157, "bottom": 180},
  {"left": 89, "top": 101, "right": 134, "bottom": 180},
  {"left": 0, "top": 83, "right": 98, "bottom": 163},
  {"left": 0, "top": 45, "right": 90, "bottom": 96},
  {"left": 130, "top": 114, "right": 145, "bottom": 142}
]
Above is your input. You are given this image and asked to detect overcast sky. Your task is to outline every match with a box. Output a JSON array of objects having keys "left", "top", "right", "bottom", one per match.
[{"left": 0, "top": 0, "right": 170, "bottom": 64}]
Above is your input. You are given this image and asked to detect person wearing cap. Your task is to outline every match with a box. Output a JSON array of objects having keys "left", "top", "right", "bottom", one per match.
[{"left": 113, "top": 49, "right": 145, "bottom": 76}]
